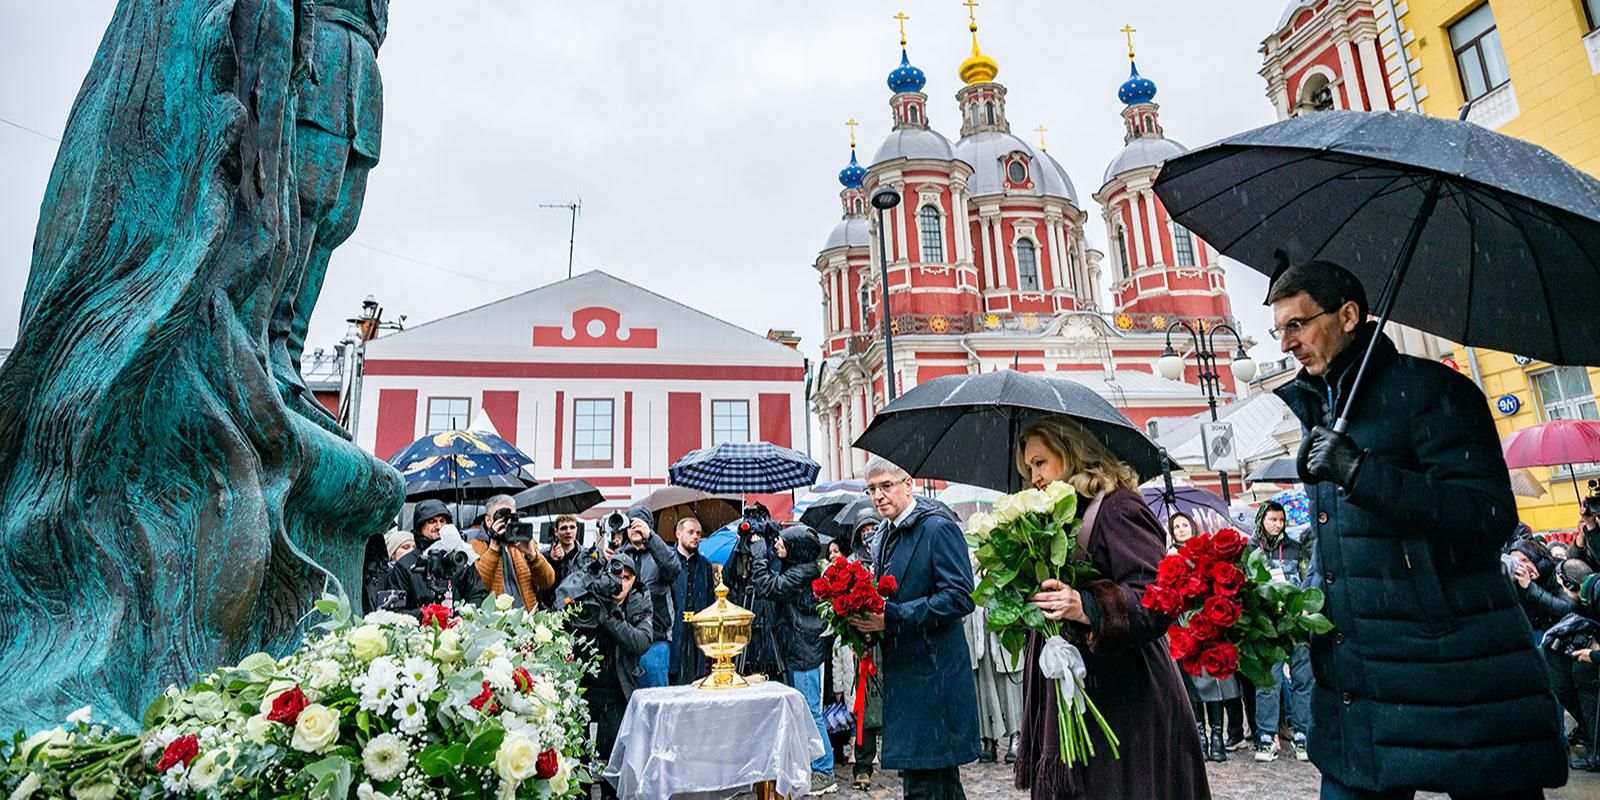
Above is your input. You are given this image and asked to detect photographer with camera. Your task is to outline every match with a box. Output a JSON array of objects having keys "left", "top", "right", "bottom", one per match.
[
  {"left": 745, "top": 522, "right": 835, "bottom": 795},
  {"left": 468, "top": 494, "right": 555, "bottom": 610},
  {"left": 601, "top": 509, "right": 681, "bottom": 688},
  {"left": 555, "top": 549, "right": 652, "bottom": 800},
  {"left": 724, "top": 503, "right": 785, "bottom": 678},
  {"left": 382, "top": 499, "right": 489, "bottom": 613}
]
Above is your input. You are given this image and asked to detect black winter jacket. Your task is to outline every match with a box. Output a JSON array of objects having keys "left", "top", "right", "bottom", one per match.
[
  {"left": 1276, "top": 324, "right": 1565, "bottom": 794},
  {"left": 749, "top": 525, "right": 828, "bottom": 672},
  {"left": 382, "top": 541, "right": 489, "bottom": 613}
]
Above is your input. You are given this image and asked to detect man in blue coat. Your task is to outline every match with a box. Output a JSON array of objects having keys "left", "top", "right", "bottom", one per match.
[
  {"left": 851, "top": 457, "right": 980, "bottom": 799},
  {"left": 1270, "top": 261, "right": 1565, "bottom": 799}
]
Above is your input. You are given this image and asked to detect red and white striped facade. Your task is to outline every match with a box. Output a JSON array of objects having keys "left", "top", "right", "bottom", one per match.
[
  {"left": 1259, "top": 0, "right": 1399, "bottom": 119},
  {"left": 813, "top": 38, "right": 1238, "bottom": 483},
  {"left": 355, "top": 271, "right": 807, "bottom": 514}
]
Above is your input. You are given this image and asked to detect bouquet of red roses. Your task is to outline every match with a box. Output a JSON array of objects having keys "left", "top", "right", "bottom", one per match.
[
  {"left": 813, "top": 557, "right": 896, "bottom": 744},
  {"left": 1141, "top": 527, "right": 1332, "bottom": 688}
]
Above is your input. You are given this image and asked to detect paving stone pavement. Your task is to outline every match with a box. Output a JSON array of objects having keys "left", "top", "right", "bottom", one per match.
[{"left": 722, "top": 756, "right": 1600, "bottom": 799}]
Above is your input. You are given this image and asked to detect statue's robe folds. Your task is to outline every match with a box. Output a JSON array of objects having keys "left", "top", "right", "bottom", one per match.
[{"left": 0, "top": 0, "right": 402, "bottom": 732}]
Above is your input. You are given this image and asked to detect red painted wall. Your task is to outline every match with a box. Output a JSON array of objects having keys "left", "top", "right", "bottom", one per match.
[
  {"left": 481, "top": 390, "right": 518, "bottom": 445},
  {"left": 758, "top": 393, "right": 792, "bottom": 447},
  {"left": 374, "top": 389, "right": 419, "bottom": 461},
  {"left": 668, "top": 392, "right": 702, "bottom": 462},
  {"left": 624, "top": 392, "right": 634, "bottom": 469},
  {"left": 553, "top": 391, "right": 565, "bottom": 470}
]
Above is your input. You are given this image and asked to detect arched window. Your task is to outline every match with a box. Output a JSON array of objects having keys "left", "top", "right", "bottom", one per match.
[
  {"left": 985, "top": 101, "right": 996, "bottom": 125},
  {"left": 1017, "top": 239, "right": 1040, "bottom": 291},
  {"left": 1172, "top": 224, "right": 1196, "bottom": 267},
  {"left": 852, "top": 198, "right": 863, "bottom": 214},
  {"left": 918, "top": 205, "right": 944, "bottom": 263},
  {"left": 1067, "top": 246, "right": 1080, "bottom": 291},
  {"left": 1115, "top": 225, "right": 1132, "bottom": 279},
  {"left": 909, "top": 104, "right": 920, "bottom": 124},
  {"left": 859, "top": 281, "right": 871, "bottom": 330}
]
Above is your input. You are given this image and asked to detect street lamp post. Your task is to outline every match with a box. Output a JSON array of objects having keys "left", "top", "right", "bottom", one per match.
[
  {"left": 1156, "top": 320, "right": 1258, "bottom": 504},
  {"left": 870, "top": 187, "right": 903, "bottom": 401}
]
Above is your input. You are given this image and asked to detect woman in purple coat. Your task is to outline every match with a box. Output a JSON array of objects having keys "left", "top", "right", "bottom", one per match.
[{"left": 1012, "top": 416, "right": 1211, "bottom": 799}]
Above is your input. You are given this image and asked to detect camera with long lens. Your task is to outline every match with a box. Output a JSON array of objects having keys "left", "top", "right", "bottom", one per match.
[
  {"left": 553, "top": 548, "right": 627, "bottom": 630},
  {"left": 492, "top": 506, "right": 536, "bottom": 544},
  {"left": 601, "top": 510, "right": 630, "bottom": 546},
  {"left": 411, "top": 547, "right": 470, "bottom": 603},
  {"left": 726, "top": 503, "right": 780, "bottom": 595}
]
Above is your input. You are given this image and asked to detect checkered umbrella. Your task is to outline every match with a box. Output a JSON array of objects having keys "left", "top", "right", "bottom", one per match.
[{"left": 668, "top": 441, "right": 821, "bottom": 494}]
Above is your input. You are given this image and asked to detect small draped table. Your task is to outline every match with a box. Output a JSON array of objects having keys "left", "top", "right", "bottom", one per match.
[{"left": 602, "top": 681, "right": 824, "bottom": 800}]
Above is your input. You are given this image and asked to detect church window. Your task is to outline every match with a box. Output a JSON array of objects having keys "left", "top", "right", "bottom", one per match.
[
  {"left": 985, "top": 101, "right": 995, "bottom": 125},
  {"left": 859, "top": 281, "right": 871, "bottom": 330},
  {"left": 1006, "top": 159, "right": 1028, "bottom": 185},
  {"left": 1068, "top": 246, "right": 1080, "bottom": 291},
  {"left": 853, "top": 198, "right": 863, "bottom": 214},
  {"left": 1115, "top": 225, "right": 1132, "bottom": 279},
  {"left": 909, "top": 104, "right": 921, "bottom": 124},
  {"left": 1143, "top": 117, "right": 1154, "bottom": 133},
  {"left": 1173, "top": 224, "right": 1196, "bottom": 267},
  {"left": 918, "top": 205, "right": 944, "bottom": 262},
  {"left": 1450, "top": 4, "right": 1509, "bottom": 102},
  {"left": 1017, "top": 239, "right": 1040, "bottom": 291}
]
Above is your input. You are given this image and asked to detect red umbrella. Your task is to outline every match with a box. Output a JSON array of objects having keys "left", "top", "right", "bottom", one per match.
[{"left": 1500, "top": 419, "right": 1600, "bottom": 497}]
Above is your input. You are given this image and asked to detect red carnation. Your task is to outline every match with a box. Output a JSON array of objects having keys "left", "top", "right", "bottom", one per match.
[
  {"left": 876, "top": 575, "right": 898, "bottom": 595},
  {"left": 1199, "top": 641, "right": 1241, "bottom": 681},
  {"left": 265, "top": 686, "right": 308, "bottom": 725},
  {"left": 1209, "top": 562, "right": 1248, "bottom": 597},
  {"left": 469, "top": 681, "right": 499, "bottom": 714},
  {"left": 1210, "top": 528, "right": 1246, "bottom": 561},
  {"left": 512, "top": 667, "right": 534, "bottom": 693},
  {"left": 155, "top": 734, "right": 199, "bottom": 772},
  {"left": 420, "top": 604, "right": 456, "bottom": 629},
  {"left": 535, "top": 747, "right": 560, "bottom": 779},
  {"left": 1167, "top": 626, "right": 1199, "bottom": 660},
  {"left": 1200, "top": 595, "right": 1243, "bottom": 628}
]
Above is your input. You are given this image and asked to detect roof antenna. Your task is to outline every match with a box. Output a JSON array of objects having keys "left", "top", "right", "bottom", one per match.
[{"left": 539, "top": 199, "right": 582, "bottom": 279}]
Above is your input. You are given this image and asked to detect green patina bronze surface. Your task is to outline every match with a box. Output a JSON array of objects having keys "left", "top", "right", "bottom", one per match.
[{"left": 0, "top": 0, "right": 400, "bottom": 732}]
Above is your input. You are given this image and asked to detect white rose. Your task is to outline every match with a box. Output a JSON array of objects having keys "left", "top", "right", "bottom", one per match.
[
  {"left": 433, "top": 629, "right": 463, "bottom": 664},
  {"left": 1043, "top": 480, "right": 1074, "bottom": 510},
  {"left": 494, "top": 732, "right": 539, "bottom": 782},
  {"left": 357, "top": 783, "right": 392, "bottom": 800},
  {"left": 290, "top": 704, "right": 340, "bottom": 754},
  {"left": 532, "top": 625, "right": 554, "bottom": 645},
  {"left": 992, "top": 492, "right": 1027, "bottom": 524},
  {"left": 1019, "top": 488, "right": 1053, "bottom": 515},
  {"left": 965, "top": 511, "right": 995, "bottom": 538},
  {"left": 188, "top": 750, "right": 228, "bottom": 792},
  {"left": 244, "top": 713, "right": 274, "bottom": 745},
  {"left": 65, "top": 706, "right": 92, "bottom": 726},
  {"left": 549, "top": 763, "right": 571, "bottom": 795},
  {"left": 9, "top": 773, "right": 41, "bottom": 799},
  {"left": 361, "top": 733, "right": 409, "bottom": 782},
  {"left": 495, "top": 593, "right": 515, "bottom": 611},
  {"left": 20, "top": 727, "right": 69, "bottom": 760},
  {"left": 348, "top": 625, "right": 388, "bottom": 661}
]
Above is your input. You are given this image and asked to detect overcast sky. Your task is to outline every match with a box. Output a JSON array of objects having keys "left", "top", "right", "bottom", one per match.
[{"left": 0, "top": 0, "right": 1291, "bottom": 361}]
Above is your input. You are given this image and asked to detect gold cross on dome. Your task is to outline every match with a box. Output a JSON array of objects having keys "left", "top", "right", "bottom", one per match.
[
  {"left": 1036, "top": 124, "right": 1049, "bottom": 152},
  {"left": 964, "top": 0, "right": 981, "bottom": 28},
  {"left": 893, "top": 11, "right": 910, "bottom": 46},
  {"left": 1121, "top": 24, "right": 1137, "bottom": 60},
  {"left": 846, "top": 118, "right": 860, "bottom": 149}
]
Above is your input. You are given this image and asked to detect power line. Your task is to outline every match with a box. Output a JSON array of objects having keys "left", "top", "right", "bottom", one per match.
[
  {"left": 0, "top": 115, "right": 62, "bottom": 143},
  {"left": 346, "top": 240, "right": 520, "bottom": 290}
]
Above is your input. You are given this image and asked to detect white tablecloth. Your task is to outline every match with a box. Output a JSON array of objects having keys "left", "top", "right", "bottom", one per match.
[{"left": 602, "top": 682, "right": 824, "bottom": 800}]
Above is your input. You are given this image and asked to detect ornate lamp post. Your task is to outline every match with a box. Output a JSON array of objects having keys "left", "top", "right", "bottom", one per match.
[
  {"left": 1156, "top": 320, "right": 1258, "bottom": 503},
  {"left": 870, "top": 187, "right": 903, "bottom": 401}
]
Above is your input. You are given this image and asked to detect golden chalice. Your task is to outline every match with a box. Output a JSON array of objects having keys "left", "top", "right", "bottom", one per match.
[{"left": 682, "top": 569, "right": 762, "bottom": 690}]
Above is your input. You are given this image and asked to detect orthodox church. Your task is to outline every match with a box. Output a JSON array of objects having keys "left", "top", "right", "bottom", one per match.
[{"left": 812, "top": 11, "right": 1240, "bottom": 483}]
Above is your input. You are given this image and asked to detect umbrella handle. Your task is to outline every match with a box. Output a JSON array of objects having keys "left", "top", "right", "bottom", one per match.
[{"left": 1334, "top": 176, "right": 1443, "bottom": 434}]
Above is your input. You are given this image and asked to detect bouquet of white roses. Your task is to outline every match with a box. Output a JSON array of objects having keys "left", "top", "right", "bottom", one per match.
[
  {"left": 967, "top": 481, "right": 1119, "bottom": 767},
  {"left": 2, "top": 595, "right": 594, "bottom": 800}
]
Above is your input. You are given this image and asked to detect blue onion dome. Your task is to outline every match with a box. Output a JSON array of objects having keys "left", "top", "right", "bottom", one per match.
[
  {"left": 887, "top": 49, "right": 927, "bottom": 93},
  {"left": 837, "top": 150, "right": 866, "bottom": 188},
  {"left": 1118, "top": 61, "right": 1158, "bottom": 105}
]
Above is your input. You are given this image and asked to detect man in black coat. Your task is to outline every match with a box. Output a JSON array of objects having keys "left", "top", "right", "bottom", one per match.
[
  {"left": 749, "top": 524, "right": 834, "bottom": 794},
  {"left": 851, "top": 457, "right": 979, "bottom": 800},
  {"left": 382, "top": 499, "right": 489, "bottom": 613},
  {"left": 1269, "top": 261, "right": 1566, "bottom": 798},
  {"left": 669, "top": 517, "right": 717, "bottom": 686}
]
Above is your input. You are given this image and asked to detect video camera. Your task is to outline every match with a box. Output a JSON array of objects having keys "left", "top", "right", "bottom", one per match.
[
  {"left": 601, "top": 510, "right": 630, "bottom": 545},
  {"left": 736, "top": 501, "right": 779, "bottom": 542},
  {"left": 726, "top": 503, "right": 779, "bottom": 595},
  {"left": 552, "top": 548, "right": 627, "bottom": 630},
  {"left": 410, "top": 547, "right": 470, "bottom": 603},
  {"left": 491, "top": 506, "right": 536, "bottom": 544}
]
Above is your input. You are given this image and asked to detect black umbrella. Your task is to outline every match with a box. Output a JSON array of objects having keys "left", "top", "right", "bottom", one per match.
[
  {"left": 851, "top": 370, "right": 1163, "bottom": 492},
  {"left": 1153, "top": 110, "right": 1600, "bottom": 430},
  {"left": 405, "top": 470, "right": 537, "bottom": 503},
  {"left": 809, "top": 495, "right": 877, "bottom": 541},
  {"left": 512, "top": 479, "right": 604, "bottom": 517},
  {"left": 1245, "top": 457, "right": 1300, "bottom": 484}
]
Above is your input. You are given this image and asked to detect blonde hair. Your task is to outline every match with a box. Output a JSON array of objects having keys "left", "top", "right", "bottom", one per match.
[{"left": 1016, "top": 416, "right": 1139, "bottom": 498}]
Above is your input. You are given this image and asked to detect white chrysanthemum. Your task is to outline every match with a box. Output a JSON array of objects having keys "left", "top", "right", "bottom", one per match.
[
  {"left": 188, "top": 749, "right": 228, "bottom": 791},
  {"left": 533, "top": 674, "right": 559, "bottom": 705},
  {"left": 361, "top": 733, "right": 410, "bottom": 781},
  {"left": 160, "top": 765, "right": 189, "bottom": 795},
  {"left": 392, "top": 691, "right": 429, "bottom": 735},
  {"left": 399, "top": 656, "right": 440, "bottom": 696},
  {"left": 307, "top": 658, "right": 343, "bottom": 691},
  {"left": 482, "top": 656, "right": 515, "bottom": 691},
  {"left": 362, "top": 610, "right": 419, "bottom": 628},
  {"left": 354, "top": 656, "right": 402, "bottom": 714}
]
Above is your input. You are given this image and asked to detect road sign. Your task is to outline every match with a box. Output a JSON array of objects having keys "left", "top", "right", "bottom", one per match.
[{"left": 1201, "top": 421, "right": 1239, "bottom": 473}]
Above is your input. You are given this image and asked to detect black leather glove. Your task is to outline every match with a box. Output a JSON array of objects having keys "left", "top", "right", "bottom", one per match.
[{"left": 1303, "top": 425, "right": 1366, "bottom": 489}]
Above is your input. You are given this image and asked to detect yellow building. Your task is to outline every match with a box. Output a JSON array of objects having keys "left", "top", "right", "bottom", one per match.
[{"left": 1381, "top": 0, "right": 1600, "bottom": 531}]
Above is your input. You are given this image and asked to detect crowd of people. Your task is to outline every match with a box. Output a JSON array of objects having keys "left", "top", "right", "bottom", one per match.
[{"left": 345, "top": 262, "right": 1586, "bottom": 798}]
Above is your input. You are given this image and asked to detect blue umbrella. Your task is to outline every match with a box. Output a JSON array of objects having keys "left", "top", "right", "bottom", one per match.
[
  {"left": 1270, "top": 488, "right": 1312, "bottom": 528},
  {"left": 1143, "top": 484, "right": 1232, "bottom": 536},
  {"left": 668, "top": 441, "right": 820, "bottom": 494},
  {"left": 387, "top": 429, "right": 534, "bottom": 484},
  {"left": 699, "top": 521, "right": 742, "bottom": 565}
]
